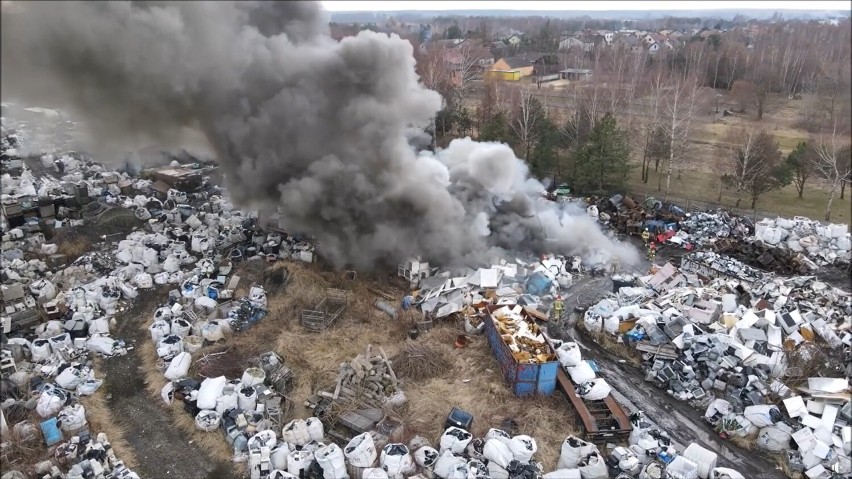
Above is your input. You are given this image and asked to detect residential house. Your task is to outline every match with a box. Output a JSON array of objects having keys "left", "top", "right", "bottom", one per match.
[
  {"left": 559, "top": 68, "right": 593, "bottom": 81},
  {"left": 506, "top": 33, "right": 523, "bottom": 46},
  {"left": 486, "top": 56, "right": 534, "bottom": 81},
  {"left": 647, "top": 41, "right": 661, "bottom": 54},
  {"left": 526, "top": 53, "right": 561, "bottom": 77},
  {"left": 558, "top": 36, "right": 594, "bottom": 52},
  {"left": 617, "top": 34, "right": 642, "bottom": 54}
]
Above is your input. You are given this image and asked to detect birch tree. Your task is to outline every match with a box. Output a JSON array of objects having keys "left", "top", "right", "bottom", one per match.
[
  {"left": 659, "top": 72, "right": 702, "bottom": 200},
  {"left": 812, "top": 118, "right": 852, "bottom": 220},
  {"left": 511, "top": 86, "right": 543, "bottom": 160}
]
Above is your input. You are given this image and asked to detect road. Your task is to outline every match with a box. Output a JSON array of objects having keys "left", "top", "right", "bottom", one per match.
[{"left": 549, "top": 275, "right": 787, "bottom": 479}]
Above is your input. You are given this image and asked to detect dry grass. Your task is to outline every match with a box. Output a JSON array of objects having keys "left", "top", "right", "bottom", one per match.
[
  {"left": 137, "top": 339, "right": 245, "bottom": 476},
  {"left": 55, "top": 236, "right": 95, "bottom": 263},
  {"left": 79, "top": 359, "right": 138, "bottom": 469},
  {"left": 729, "top": 433, "right": 758, "bottom": 451},
  {"left": 391, "top": 342, "right": 453, "bottom": 381},
  {"left": 0, "top": 409, "right": 46, "bottom": 475}
]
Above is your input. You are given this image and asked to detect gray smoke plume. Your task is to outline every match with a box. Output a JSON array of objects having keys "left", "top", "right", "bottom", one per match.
[{"left": 1, "top": 1, "right": 639, "bottom": 270}]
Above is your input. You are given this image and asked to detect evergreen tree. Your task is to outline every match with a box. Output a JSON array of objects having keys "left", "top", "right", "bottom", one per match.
[{"left": 573, "top": 112, "right": 631, "bottom": 194}]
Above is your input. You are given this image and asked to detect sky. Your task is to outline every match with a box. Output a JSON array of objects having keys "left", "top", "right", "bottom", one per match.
[{"left": 321, "top": 1, "right": 851, "bottom": 12}]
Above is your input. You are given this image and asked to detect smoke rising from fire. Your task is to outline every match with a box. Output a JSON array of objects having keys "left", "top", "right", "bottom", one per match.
[{"left": 1, "top": 1, "right": 639, "bottom": 269}]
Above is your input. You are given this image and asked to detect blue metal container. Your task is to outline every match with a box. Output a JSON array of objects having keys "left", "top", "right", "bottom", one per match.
[{"left": 484, "top": 309, "right": 558, "bottom": 397}]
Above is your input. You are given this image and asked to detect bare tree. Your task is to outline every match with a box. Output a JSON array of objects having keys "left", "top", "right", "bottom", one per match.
[
  {"left": 784, "top": 141, "right": 817, "bottom": 199},
  {"left": 726, "top": 128, "right": 788, "bottom": 209},
  {"left": 451, "top": 43, "right": 483, "bottom": 104},
  {"left": 511, "top": 86, "right": 543, "bottom": 160},
  {"left": 415, "top": 45, "right": 450, "bottom": 150},
  {"left": 812, "top": 118, "right": 852, "bottom": 221},
  {"left": 659, "top": 71, "right": 702, "bottom": 200}
]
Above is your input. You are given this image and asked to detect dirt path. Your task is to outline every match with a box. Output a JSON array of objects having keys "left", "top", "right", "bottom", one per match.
[
  {"left": 101, "top": 288, "right": 240, "bottom": 479},
  {"left": 552, "top": 276, "right": 785, "bottom": 478}
]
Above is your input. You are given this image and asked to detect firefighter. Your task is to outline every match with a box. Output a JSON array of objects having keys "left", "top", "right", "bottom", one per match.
[
  {"left": 641, "top": 227, "right": 650, "bottom": 245},
  {"left": 647, "top": 241, "right": 657, "bottom": 262},
  {"left": 553, "top": 295, "right": 564, "bottom": 321}
]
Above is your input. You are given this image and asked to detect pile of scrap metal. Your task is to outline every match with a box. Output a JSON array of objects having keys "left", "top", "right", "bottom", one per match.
[
  {"left": 679, "top": 210, "right": 753, "bottom": 247},
  {"left": 713, "top": 238, "right": 819, "bottom": 275},
  {"left": 603, "top": 194, "right": 686, "bottom": 237},
  {"left": 752, "top": 217, "right": 850, "bottom": 269}
]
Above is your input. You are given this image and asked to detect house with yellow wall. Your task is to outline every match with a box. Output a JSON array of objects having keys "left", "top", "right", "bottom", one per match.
[{"left": 485, "top": 57, "right": 534, "bottom": 81}]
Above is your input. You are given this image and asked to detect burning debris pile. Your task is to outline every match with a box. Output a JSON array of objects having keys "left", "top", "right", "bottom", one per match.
[{"left": 583, "top": 255, "right": 852, "bottom": 477}]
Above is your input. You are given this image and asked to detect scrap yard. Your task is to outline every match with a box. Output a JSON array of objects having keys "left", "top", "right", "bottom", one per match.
[{"left": 1, "top": 2, "right": 851, "bottom": 479}]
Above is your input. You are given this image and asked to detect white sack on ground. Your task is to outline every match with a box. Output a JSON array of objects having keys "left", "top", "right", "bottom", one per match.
[
  {"left": 379, "top": 444, "right": 415, "bottom": 479},
  {"left": 164, "top": 352, "right": 192, "bottom": 380},
  {"left": 439, "top": 427, "right": 472, "bottom": 454},
  {"left": 556, "top": 342, "right": 582, "bottom": 368},
  {"left": 197, "top": 376, "right": 226, "bottom": 410},
  {"left": 36, "top": 388, "right": 66, "bottom": 417},
  {"left": 557, "top": 436, "right": 598, "bottom": 470},
  {"left": 757, "top": 424, "right": 792, "bottom": 453},
  {"left": 577, "top": 378, "right": 611, "bottom": 401},
  {"left": 315, "top": 443, "right": 348, "bottom": 479},
  {"left": 566, "top": 362, "right": 596, "bottom": 384},
  {"left": 577, "top": 452, "right": 608, "bottom": 479},
  {"left": 195, "top": 410, "right": 221, "bottom": 432},
  {"left": 485, "top": 428, "right": 512, "bottom": 446},
  {"left": 433, "top": 450, "right": 466, "bottom": 479},
  {"left": 543, "top": 470, "right": 581, "bottom": 479},
  {"left": 414, "top": 446, "right": 439, "bottom": 469},
  {"left": 483, "top": 439, "right": 513, "bottom": 469},
  {"left": 362, "top": 469, "right": 389, "bottom": 479},
  {"left": 743, "top": 405, "right": 779, "bottom": 428},
  {"left": 287, "top": 451, "right": 314, "bottom": 477},
  {"left": 282, "top": 419, "right": 311, "bottom": 446},
  {"left": 306, "top": 417, "right": 324, "bottom": 442},
  {"left": 683, "top": 443, "right": 718, "bottom": 479},
  {"left": 345, "top": 432, "right": 377, "bottom": 468},
  {"left": 710, "top": 467, "right": 745, "bottom": 479},
  {"left": 508, "top": 435, "right": 537, "bottom": 464}
]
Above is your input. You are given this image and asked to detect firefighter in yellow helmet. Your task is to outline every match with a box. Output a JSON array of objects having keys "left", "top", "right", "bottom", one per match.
[
  {"left": 553, "top": 295, "right": 564, "bottom": 321},
  {"left": 641, "top": 227, "right": 650, "bottom": 245}
]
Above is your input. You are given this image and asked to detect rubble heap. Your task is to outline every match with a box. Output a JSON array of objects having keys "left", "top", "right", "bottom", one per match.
[
  {"left": 752, "top": 217, "right": 850, "bottom": 268},
  {"left": 680, "top": 210, "right": 751, "bottom": 246},
  {"left": 583, "top": 258, "right": 852, "bottom": 478}
]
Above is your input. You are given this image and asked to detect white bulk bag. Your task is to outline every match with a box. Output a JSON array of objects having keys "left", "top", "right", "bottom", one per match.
[
  {"left": 556, "top": 342, "right": 582, "bottom": 368},
  {"left": 242, "top": 368, "right": 266, "bottom": 388},
  {"left": 87, "top": 335, "right": 117, "bottom": 355},
  {"left": 154, "top": 272, "right": 170, "bottom": 284},
  {"left": 440, "top": 427, "right": 472, "bottom": 454},
  {"left": 156, "top": 335, "right": 184, "bottom": 358},
  {"left": 487, "top": 462, "right": 510, "bottom": 479},
  {"left": 577, "top": 452, "right": 608, "bottom": 479},
  {"left": 161, "top": 382, "right": 175, "bottom": 405},
  {"left": 164, "top": 352, "right": 192, "bottom": 380},
  {"left": 742, "top": 405, "right": 779, "bottom": 428},
  {"left": 483, "top": 439, "right": 513, "bottom": 469},
  {"left": 683, "top": 443, "right": 718, "bottom": 479},
  {"left": 77, "top": 379, "right": 103, "bottom": 396},
  {"left": 248, "top": 430, "right": 278, "bottom": 450},
  {"left": 566, "top": 362, "right": 596, "bottom": 384},
  {"left": 446, "top": 462, "right": 469, "bottom": 479},
  {"left": 55, "top": 366, "right": 84, "bottom": 389},
  {"left": 268, "top": 471, "right": 297, "bottom": 479},
  {"left": 89, "top": 317, "right": 110, "bottom": 335},
  {"left": 282, "top": 419, "right": 311, "bottom": 446},
  {"left": 710, "top": 467, "right": 745, "bottom": 479},
  {"left": 543, "top": 470, "right": 581, "bottom": 479},
  {"left": 31, "top": 339, "right": 52, "bottom": 362},
  {"left": 134, "top": 273, "right": 154, "bottom": 289},
  {"left": 238, "top": 387, "right": 258, "bottom": 411},
  {"left": 197, "top": 376, "right": 226, "bottom": 410},
  {"left": 183, "top": 335, "right": 203, "bottom": 353},
  {"left": 195, "top": 295, "right": 217, "bottom": 311},
  {"left": 306, "top": 417, "right": 325, "bottom": 442},
  {"left": 362, "top": 469, "right": 389, "bottom": 479},
  {"left": 345, "top": 432, "right": 378, "bottom": 468},
  {"left": 36, "top": 388, "right": 66, "bottom": 417},
  {"left": 171, "top": 319, "right": 192, "bottom": 338},
  {"left": 149, "top": 320, "right": 171, "bottom": 342},
  {"left": 414, "top": 446, "right": 439, "bottom": 469},
  {"left": 286, "top": 450, "right": 314, "bottom": 477},
  {"left": 557, "top": 436, "right": 598, "bottom": 470},
  {"left": 577, "top": 378, "right": 611, "bottom": 401},
  {"left": 202, "top": 322, "right": 224, "bottom": 342},
  {"left": 271, "top": 444, "right": 291, "bottom": 470},
  {"left": 756, "top": 424, "right": 792, "bottom": 453},
  {"left": 120, "top": 282, "right": 138, "bottom": 299},
  {"left": 485, "top": 428, "right": 512, "bottom": 446},
  {"left": 508, "top": 435, "right": 537, "bottom": 464},
  {"left": 433, "top": 450, "right": 466, "bottom": 479},
  {"left": 163, "top": 255, "right": 180, "bottom": 273},
  {"left": 195, "top": 410, "right": 221, "bottom": 432},
  {"left": 58, "top": 404, "right": 88, "bottom": 433},
  {"left": 215, "top": 388, "right": 238, "bottom": 415},
  {"left": 666, "top": 456, "right": 700, "bottom": 479},
  {"left": 380, "top": 444, "right": 415, "bottom": 479},
  {"left": 315, "top": 443, "right": 349, "bottom": 479}
]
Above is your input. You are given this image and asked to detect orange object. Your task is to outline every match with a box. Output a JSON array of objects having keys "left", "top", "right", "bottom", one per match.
[{"left": 454, "top": 335, "right": 470, "bottom": 348}]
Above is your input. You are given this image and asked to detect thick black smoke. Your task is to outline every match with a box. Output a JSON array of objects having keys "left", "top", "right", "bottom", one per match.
[{"left": 1, "top": 1, "right": 639, "bottom": 269}]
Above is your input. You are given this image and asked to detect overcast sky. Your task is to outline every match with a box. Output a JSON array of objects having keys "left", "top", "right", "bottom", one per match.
[{"left": 321, "top": 1, "right": 851, "bottom": 12}]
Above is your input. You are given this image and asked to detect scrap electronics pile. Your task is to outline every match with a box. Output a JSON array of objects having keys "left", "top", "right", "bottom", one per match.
[
  {"left": 407, "top": 254, "right": 591, "bottom": 324},
  {"left": 583, "top": 250, "right": 852, "bottom": 478},
  {"left": 0, "top": 130, "right": 316, "bottom": 478}
]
